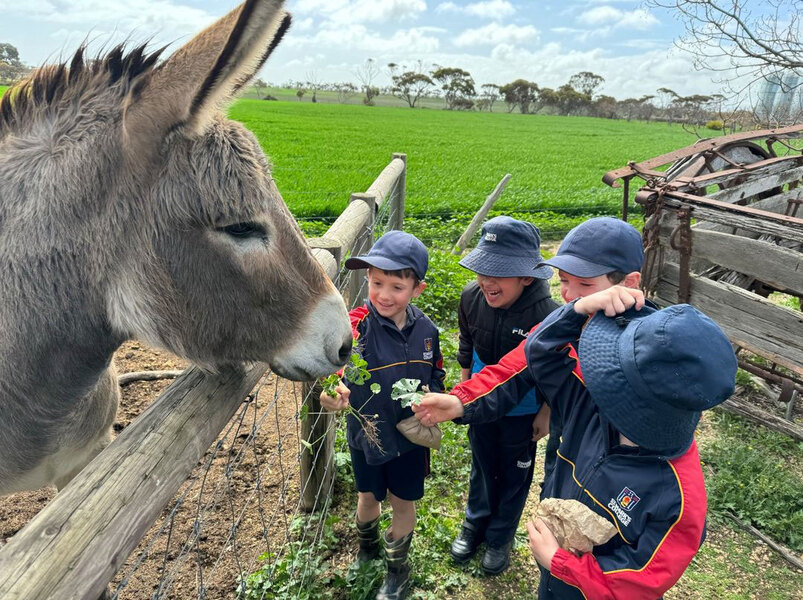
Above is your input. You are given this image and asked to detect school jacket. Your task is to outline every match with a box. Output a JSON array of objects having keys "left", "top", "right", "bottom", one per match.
[
  {"left": 346, "top": 302, "right": 445, "bottom": 466},
  {"left": 527, "top": 302, "right": 708, "bottom": 599},
  {"left": 457, "top": 279, "right": 558, "bottom": 416}
]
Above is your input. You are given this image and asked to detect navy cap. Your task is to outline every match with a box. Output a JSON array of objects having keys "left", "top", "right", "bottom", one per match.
[
  {"left": 538, "top": 217, "right": 643, "bottom": 278},
  {"left": 459, "top": 216, "right": 552, "bottom": 279},
  {"left": 579, "top": 304, "right": 736, "bottom": 455},
  {"left": 345, "top": 230, "right": 428, "bottom": 280}
]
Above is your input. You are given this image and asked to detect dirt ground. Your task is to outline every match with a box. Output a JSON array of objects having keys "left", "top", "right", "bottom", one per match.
[{"left": 0, "top": 341, "right": 313, "bottom": 599}]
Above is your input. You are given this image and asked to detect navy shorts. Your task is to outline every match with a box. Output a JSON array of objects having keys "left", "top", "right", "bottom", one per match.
[{"left": 349, "top": 445, "right": 430, "bottom": 502}]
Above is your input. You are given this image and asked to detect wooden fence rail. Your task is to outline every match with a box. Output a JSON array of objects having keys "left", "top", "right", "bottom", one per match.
[{"left": 0, "top": 153, "right": 407, "bottom": 599}]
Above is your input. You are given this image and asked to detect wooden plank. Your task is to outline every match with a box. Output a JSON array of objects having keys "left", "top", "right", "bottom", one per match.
[
  {"left": 653, "top": 263, "right": 803, "bottom": 376},
  {"left": 662, "top": 197, "right": 803, "bottom": 244},
  {"left": 720, "top": 397, "right": 803, "bottom": 443},
  {"left": 694, "top": 190, "right": 802, "bottom": 237},
  {"left": 659, "top": 228, "right": 803, "bottom": 295},
  {"left": 0, "top": 364, "right": 267, "bottom": 600},
  {"left": 707, "top": 165, "right": 803, "bottom": 204},
  {"left": 452, "top": 174, "right": 512, "bottom": 255},
  {"left": 673, "top": 155, "right": 802, "bottom": 191}
]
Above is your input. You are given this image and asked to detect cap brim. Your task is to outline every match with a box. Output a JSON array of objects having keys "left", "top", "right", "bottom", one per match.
[
  {"left": 344, "top": 256, "right": 423, "bottom": 279},
  {"left": 460, "top": 249, "right": 553, "bottom": 279},
  {"left": 539, "top": 254, "right": 614, "bottom": 278},
  {"left": 578, "top": 307, "right": 696, "bottom": 456}
]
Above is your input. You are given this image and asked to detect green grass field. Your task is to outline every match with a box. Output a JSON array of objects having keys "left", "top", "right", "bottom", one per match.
[{"left": 229, "top": 99, "right": 698, "bottom": 219}]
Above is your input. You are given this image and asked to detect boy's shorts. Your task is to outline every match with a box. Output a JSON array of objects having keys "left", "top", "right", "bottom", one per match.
[{"left": 350, "top": 445, "right": 430, "bottom": 502}]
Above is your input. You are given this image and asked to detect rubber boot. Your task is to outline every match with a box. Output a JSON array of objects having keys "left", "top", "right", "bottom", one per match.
[
  {"left": 376, "top": 529, "right": 413, "bottom": 600},
  {"left": 356, "top": 516, "right": 381, "bottom": 563}
]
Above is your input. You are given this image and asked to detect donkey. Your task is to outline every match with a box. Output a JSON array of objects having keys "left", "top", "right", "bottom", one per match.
[{"left": 0, "top": 0, "right": 352, "bottom": 496}]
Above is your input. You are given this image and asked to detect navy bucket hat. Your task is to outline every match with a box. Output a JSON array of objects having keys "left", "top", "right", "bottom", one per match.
[
  {"left": 578, "top": 304, "right": 737, "bottom": 455},
  {"left": 538, "top": 217, "right": 643, "bottom": 278},
  {"left": 459, "top": 216, "right": 552, "bottom": 279},
  {"left": 344, "top": 230, "right": 428, "bottom": 280}
]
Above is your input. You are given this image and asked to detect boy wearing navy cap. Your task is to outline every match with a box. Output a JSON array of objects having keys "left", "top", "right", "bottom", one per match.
[
  {"left": 450, "top": 216, "right": 558, "bottom": 574},
  {"left": 523, "top": 287, "right": 736, "bottom": 599},
  {"left": 321, "top": 230, "right": 445, "bottom": 600}
]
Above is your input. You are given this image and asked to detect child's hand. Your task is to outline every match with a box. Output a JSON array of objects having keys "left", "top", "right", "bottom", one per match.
[
  {"left": 320, "top": 382, "right": 350, "bottom": 412},
  {"left": 411, "top": 393, "right": 464, "bottom": 425},
  {"left": 527, "top": 518, "right": 560, "bottom": 571},
  {"left": 573, "top": 285, "right": 645, "bottom": 317},
  {"left": 532, "top": 405, "right": 551, "bottom": 442}
]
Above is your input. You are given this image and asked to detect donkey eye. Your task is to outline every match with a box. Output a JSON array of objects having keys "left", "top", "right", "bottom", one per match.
[{"left": 218, "top": 222, "right": 267, "bottom": 240}]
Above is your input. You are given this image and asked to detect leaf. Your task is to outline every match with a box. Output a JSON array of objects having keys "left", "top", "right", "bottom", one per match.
[
  {"left": 391, "top": 378, "right": 423, "bottom": 408},
  {"left": 370, "top": 383, "right": 382, "bottom": 394},
  {"left": 300, "top": 439, "right": 314, "bottom": 455}
]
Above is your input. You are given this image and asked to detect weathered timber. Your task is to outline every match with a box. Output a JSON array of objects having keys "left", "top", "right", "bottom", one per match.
[
  {"left": 0, "top": 364, "right": 267, "bottom": 600},
  {"left": 452, "top": 174, "right": 512, "bottom": 255},
  {"left": 661, "top": 197, "right": 803, "bottom": 244},
  {"left": 388, "top": 153, "right": 407, "bottom": 231},
  {"left": 300, "top": 381, "right": 335, "bottom": 512},
  {"left": 118, "top": 370, "right": 184, "bottom": 386},
  {"left": 719, "top": 396, "right": 803, "bottom": 442},
  {"left": 658, "top": 227, "right": 803, "bottom": 295},
  {"left": 653, "top": 263, "right": 803, "bottom": 376},
  {"left": 706, "top": 164, "right": 803, "bottom": 205},
  {"left": 672, "top": 155, "right": 802, "bottom": 191},
  {"left": 727, "top": 511, "right": 803, "bottom": 571}
]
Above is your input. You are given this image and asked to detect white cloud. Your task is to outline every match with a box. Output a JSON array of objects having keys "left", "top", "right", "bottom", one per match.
[
  {"left": 287, "top": 24, "right": 440, "bottom": 55},
  {"left": 454, "top": 23, "right": 539, "bottom": 47},
  {"left": 578, "top": 6, "right": 658, "bottom": 30},
  {"left": 435, "top": 0, "right": 515, "bottom": 20},
  {"left": 293, "top": 0, "right": 427, "bottom": 25}
]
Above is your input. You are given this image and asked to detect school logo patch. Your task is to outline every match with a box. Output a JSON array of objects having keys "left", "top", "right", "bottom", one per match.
[
  {"left": 484, "top": 232, "right": 497, "bottom": 242},
  {"left": 616, "top": 487, "right": 641, "bottom": 511},
  {"left": 423, "top": 337, "right": 433, "bottom": 360}
]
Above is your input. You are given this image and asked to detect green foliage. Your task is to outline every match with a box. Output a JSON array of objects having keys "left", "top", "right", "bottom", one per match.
[
  {"left": 701, "top": 412, "right": 803, "bottom": 551},
  {"left": 705, "top": 119, "right": 724, "bottom": 130},
  {"left": 412, "top": 249, "right": 472, "bottom": 328},
  {"left": 391, "top": 378, "right": 423, "bottom": 407}
]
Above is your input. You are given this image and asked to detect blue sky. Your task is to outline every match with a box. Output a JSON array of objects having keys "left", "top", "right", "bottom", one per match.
[{"left": 0, "top": 0, "right": 732, "bottom": 99}]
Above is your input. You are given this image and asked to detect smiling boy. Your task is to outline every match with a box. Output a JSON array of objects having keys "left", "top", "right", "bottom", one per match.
[{"left": 451, "top": 216, "right": 558, "bottom": 574}]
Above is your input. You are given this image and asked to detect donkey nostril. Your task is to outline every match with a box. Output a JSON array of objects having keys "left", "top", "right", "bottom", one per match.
[{"left": 337, "top": 337, "right": 353, "bottom": 364}]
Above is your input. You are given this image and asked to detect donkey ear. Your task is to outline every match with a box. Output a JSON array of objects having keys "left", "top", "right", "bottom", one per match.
[{"left": 123, "top": 0, "right": 290, "bottom": 152}]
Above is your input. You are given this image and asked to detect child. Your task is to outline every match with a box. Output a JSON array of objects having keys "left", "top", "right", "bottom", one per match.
[
  {"left": 451, "top": 216, "right": 558, "bottom": 574},
  {"left": 524, "top": 287, "right": 736, "bottom": 599},
  {"left": 320, "top": 230, "right": 445, "bottom": 600}
]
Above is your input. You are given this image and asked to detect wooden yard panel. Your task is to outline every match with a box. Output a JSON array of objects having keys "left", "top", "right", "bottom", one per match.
[
  {"left": 694, "top": 189, "right": 803, "bottom": 237},
  {"left": 706, "top": 165, "right": 803, "bottom": 204},
  {"left": 658, "top": 228, "right": 803, "bottom": 295},
  {"left": 654, "top": 263, "right": 803, "bottom": 376}
]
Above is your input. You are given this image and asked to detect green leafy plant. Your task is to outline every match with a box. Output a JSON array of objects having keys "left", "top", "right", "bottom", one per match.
[{"left": 391, "top": 378, "right": 425, "bottom": 407}]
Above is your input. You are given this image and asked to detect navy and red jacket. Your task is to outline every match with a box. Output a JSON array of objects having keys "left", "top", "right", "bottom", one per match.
[
  {"left": 346, "top": 301, "right": 445, "bottom": 466},
  {"left": 455, "top": 302, "right": 708, "bottom": 599}
]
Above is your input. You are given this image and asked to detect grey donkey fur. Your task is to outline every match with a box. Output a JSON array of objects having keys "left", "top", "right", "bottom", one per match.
[{"left": 0, "top": 0, "right": 352, "bottom": 495}]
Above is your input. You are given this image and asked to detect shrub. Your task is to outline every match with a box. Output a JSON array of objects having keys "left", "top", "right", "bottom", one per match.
[{"left": 706, "top": 119, "right": 724, "bottom": 131}]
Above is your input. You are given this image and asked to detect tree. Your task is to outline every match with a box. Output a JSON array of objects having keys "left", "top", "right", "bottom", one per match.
[
  {"left": 0, "top": 42, "right": 26, "bottom": 83},
  {"left": 253, "top": 78, "right": 267, "bottom": 99},
  {"left": 649, "top": 0, "right": 803, "bottom": 91},
  {"left": 431, "top": 66, "right": 476, "bottom": 110},
  {"left": 335, "top": 82, "right": 358, "bottom": 103},
  {"left": 568, "top": 71, "right": 605, "bottom": 98},
  {"left": 593, "top": 95, "right": 618, "bottom": 119},
  {"left": 480, "top": 84, "right": 501, "bottom": 111},
  {"left": 296, "top": 88, "right": 305, "bottom": 101},
  {"left": 355, "top": 58, "right": 381, "bottom": 105},
  {"left": 499, "top": 79, "right": 539, "bottom": 114},
  {"left": 555, "top": 84, "right": 589, "bottom": 115},
  {"left": 391, "top": 71, "right": 434, "bottom": 108}
]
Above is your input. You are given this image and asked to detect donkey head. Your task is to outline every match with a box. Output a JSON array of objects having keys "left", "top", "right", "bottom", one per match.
[{"left": 0, "top": 0, "right": 352, "bottom": 381}]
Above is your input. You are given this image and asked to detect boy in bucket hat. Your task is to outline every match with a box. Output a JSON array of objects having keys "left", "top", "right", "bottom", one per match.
[
  {"left": 450, "top": 216, "right": 559, "bottom": 574},
  {"left": 321, "top": 230, "right": 445, "bottom": 600},
  {"left": 523, "top": 286, "right": 736, "bottom": 599}
]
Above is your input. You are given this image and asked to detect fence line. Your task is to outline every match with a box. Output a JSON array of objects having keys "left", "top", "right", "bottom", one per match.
[{"left": 0, "top": 153, "right": 407, "bottom": 599}]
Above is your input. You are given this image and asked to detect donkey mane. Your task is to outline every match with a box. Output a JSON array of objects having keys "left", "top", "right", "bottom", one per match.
[{"left": 0, "top": 44, "right": 164, "bottom": 138}]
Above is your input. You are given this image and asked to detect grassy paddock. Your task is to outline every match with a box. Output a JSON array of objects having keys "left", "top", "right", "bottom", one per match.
[{"left": 228, "top": 99, "right": 697, "bottom": 219}]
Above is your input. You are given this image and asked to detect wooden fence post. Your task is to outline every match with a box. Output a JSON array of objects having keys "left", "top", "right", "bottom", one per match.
[
  {"left": 389, "top": 153, "right": 407, "bottom": 231},
  {"left": 346, "top": 193, "right": 377, "bottom": 309},
  {"left": 452, "top": 174, "right": 512, "bottom": 255},
  {"left": 300, "top": 238, "right": 343, "bottom": 513}
]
